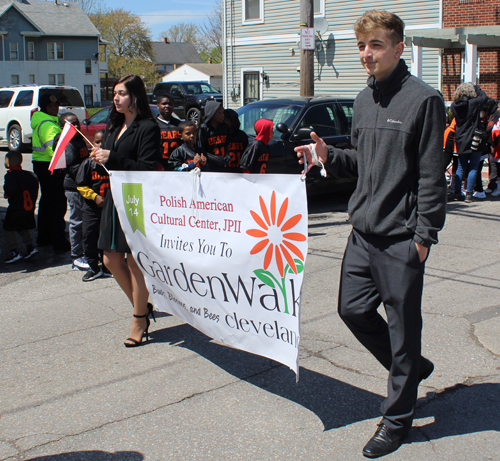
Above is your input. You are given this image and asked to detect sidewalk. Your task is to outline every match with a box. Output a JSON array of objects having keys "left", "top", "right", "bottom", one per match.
[{"left": 0, "top": 156, "right": 499, "bottom": 461}]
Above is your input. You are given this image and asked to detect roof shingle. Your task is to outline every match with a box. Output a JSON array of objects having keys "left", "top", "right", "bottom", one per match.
[
  {"left": 0, "top": 0, "right": 100, "bottom": 37},
  {"left": 152, "top": 41, "right": 204, "bottom": 65}
]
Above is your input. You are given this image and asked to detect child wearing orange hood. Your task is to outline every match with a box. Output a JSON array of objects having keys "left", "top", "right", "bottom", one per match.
[{"left": 240, "top": 118, "right": 273, "bottom": 174}]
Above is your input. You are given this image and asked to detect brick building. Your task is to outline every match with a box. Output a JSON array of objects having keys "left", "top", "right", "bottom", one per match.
[{"left": 406, "top": 0, "right": 500, "bottom": 101}]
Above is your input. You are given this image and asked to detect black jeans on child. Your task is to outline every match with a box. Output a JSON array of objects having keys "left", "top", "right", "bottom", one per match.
[{"left": 82, "top": 200, "right": 102, "bottom": 271}]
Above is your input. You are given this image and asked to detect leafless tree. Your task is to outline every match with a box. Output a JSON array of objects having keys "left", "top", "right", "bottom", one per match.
[
  {"left": 158, "top": 23, "right": 198, "bottom": 45},
  {"left": 199, "top": 0, "right": 222, "bottom": 63},
  {"left": 74, "top": 0, "right": 101, "bottom": 15},
  {"left": 157, "top": 1, "right": 222, "bottom": 63}
]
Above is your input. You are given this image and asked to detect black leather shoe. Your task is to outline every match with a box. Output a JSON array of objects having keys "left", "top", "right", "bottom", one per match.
[
  {"left": 362, "top": 423, "right": 404, "bottom": 458},
  {"left": 419, "top": 358, "right": 434, "bottom": 382}
]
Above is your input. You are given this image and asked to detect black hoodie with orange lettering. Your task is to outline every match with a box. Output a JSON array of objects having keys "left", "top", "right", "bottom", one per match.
[
  {"left": 157, "top": 116, "right": 181, "bottom": 170},
  {"left": 197, "top": 101, "right": 230, "bottom": 172}
]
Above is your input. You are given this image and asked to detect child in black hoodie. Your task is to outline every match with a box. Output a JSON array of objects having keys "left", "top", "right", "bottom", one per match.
[
  {"left": 76, "top": 129, "right": 111, "bottom": 281},
  {"left": 240, "top": 118, "right": 273, "bottom": 174},
  {"left": 224, "top": 109, "right": 248, "bottom": 172},
  {"left": 196, "top": 101, "right": 230, "bottom": 172},
  {"left": 3, "top": 151, "right": 39, "bottom": 263}
]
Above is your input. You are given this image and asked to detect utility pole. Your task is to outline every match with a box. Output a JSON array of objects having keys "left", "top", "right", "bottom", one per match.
[{"left": 300, "top": 0, "right": 314, "bottom": 98}]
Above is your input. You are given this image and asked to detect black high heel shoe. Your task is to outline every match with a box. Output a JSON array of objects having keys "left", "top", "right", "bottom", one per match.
[
  {"left": 124, "top": 303, "right": 157, "bottom": 347},
  {"left": 147, "top": 302, "right": 157, "bottom": 324}
]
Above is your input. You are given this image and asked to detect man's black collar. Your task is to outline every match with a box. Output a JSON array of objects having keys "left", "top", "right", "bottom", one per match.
[{"left": 368, "top": 59, "right": 410, "bottom": 94}]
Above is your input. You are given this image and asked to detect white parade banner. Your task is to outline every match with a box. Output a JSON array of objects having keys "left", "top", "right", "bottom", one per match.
[{"left": 110, "top": 171, "right": 308, "bottom": 376}]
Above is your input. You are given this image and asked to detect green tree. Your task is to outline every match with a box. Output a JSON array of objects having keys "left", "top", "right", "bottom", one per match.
[{"left": 90, "top": 8, "right": 160, "bottom": 88}]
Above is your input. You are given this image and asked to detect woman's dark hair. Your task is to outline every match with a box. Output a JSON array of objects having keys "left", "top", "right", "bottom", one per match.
[
  {"left": 108, "top": 75, "right": 154, "bottom": 131},
  {"left": 224, "top": 108, "right": 241, "bottom": 131}
]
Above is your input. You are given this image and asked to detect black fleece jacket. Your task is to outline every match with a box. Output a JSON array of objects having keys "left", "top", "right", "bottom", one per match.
[{"left": 326, "top": 60, "right": 447, "bottom": 247}]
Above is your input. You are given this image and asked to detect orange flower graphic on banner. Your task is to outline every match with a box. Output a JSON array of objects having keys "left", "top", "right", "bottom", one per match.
[{"left": 246, "top": 191, "right": 306, "bottom": 314}]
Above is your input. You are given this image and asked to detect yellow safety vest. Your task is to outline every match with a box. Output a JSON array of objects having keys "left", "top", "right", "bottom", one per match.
[{"left": 31, "top": 111, "right": 61, "bottom": 162}]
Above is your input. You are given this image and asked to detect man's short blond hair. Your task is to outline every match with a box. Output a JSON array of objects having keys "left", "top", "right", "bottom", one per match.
[{"left": 354, "top": 10, "right": 405, "bottom": 45}]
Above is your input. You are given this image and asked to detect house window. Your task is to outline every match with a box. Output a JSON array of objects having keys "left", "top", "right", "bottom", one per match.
[
  {"left": 48, "top": 74, "right": 65, "bottom": 85},
  {"left": 243, "top": 0, "right": 263, "bottom": 23},
  {"left": 12, "top": 75, "right": 19, "bottom": 85},
  {"left": 10, "top": 42, "right": 18, "bottom": 60},
  {"left": 314, "top": 0, "right": 325, "bottom": 16},
  {"left": 85, "top": 58, "right": 92, "bottom": 74},
  {"left": 48, "top": 42, "right": 64, "bottom": 60},
  {"left": 27, "top": 41, "right": 35, "bottom": 60},
  {"left": 29, "top": 74, "right": 36, "bottom": 84}
]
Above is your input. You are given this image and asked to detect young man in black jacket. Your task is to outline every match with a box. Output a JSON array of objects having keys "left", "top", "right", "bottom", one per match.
[
  {"left": 296, "top": 10, "right": 446, "bottom": 458},
  {"left": 156, "top": 93, "right": 181, "bottom": 171},
  {"left": 196, "top": 100, "right": 230, "bottom": 172}
]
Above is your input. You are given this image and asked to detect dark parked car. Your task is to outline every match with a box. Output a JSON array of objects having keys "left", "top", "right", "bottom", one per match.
[
  {"left": 236, "top": 97, "right": 357, "bottom": 196},
  {"left": 80, "top": 105, "right": 162, "bottom": 143},
  {"left": 151, "top": 81, "right": 223, "bottom": 125}
]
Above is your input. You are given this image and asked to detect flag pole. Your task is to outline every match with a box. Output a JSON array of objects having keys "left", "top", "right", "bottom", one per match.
[{"left": 74, "top": 126, "right": 95, "bottom": 148}]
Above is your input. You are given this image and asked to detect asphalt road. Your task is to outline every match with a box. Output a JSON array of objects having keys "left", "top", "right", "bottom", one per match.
[{"left": 0, "top": 155, "right": 499, "bottom": 461}]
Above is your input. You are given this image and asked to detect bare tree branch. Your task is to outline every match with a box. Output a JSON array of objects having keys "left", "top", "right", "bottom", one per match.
[{"left": 74, "top": 0, "right": 102, "bottom": 15}]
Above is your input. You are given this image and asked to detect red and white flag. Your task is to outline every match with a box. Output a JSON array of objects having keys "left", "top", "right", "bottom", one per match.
[{"left": 49, "top": 120, "right": 77, "bottom": 173}]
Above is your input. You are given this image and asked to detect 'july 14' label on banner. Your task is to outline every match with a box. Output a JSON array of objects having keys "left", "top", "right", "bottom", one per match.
[{"left": 110, "top": 171, "right": 308, "bottom": 377}]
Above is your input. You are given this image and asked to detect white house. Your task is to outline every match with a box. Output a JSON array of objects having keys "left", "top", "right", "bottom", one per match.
[
  {"left": 162, "top": 63, "right": 223, "bottom": 92},
  {"left": 222, "top": 0, "right": 443, "bottom": 109}
]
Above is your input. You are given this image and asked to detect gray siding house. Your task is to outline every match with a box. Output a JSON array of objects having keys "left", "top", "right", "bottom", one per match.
[
  {"left": 222, "top": 0, "right": 442, "bottom": 109},
  {"left": 0, "top": 0, "right": 107, "bottom": 107},
  {"left": 152, "top": 40, "right": 204, "bottom": 75}
]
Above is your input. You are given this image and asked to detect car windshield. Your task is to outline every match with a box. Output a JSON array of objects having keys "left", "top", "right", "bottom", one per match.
[
  {"left": 181, "top": 83, "right": 219, "bottom": 95},
  {"left": 236, "top": 102, "right": 303, "bottom": 141},
  {"left": 39, "top": 89, "right": 84, "bottom": 107}
]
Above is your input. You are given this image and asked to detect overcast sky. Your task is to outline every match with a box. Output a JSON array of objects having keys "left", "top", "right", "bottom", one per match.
[{"left": 101, "top": 0, "right": 214, "bottom": 40}]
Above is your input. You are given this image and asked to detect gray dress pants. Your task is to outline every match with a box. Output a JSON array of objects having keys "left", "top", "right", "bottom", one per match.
[{"left": 338, "top": 228, "right": 428, "bottom": 435}]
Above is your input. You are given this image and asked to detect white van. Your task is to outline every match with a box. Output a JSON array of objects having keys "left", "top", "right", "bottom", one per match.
[{"left": 0, "top": 84, "right": 87, "bottom": 152}]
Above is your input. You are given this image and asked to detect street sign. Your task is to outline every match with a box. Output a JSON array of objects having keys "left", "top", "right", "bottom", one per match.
[{"left": 300, "top": 27, "right": 315, "bottom": 50}]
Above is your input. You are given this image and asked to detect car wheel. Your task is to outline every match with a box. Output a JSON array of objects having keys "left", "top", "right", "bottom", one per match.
[
  {"left": 8, "top": 124, "right": 22, "bottom": 152},
  {"left": 186, "top": 108, "right": 201, "bottom": 125}
]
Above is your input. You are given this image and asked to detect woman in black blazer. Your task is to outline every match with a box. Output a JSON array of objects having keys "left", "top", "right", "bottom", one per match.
[{"left": 91, "top": 74, "right": 160, "bottom": 347}]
